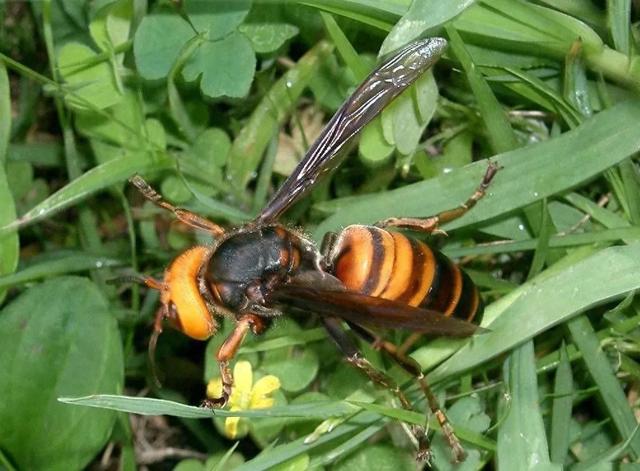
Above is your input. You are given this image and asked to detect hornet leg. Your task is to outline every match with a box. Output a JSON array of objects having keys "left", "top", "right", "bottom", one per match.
[
  {"left": 322, "top": 317, "right": 431, "bottom": 461},
  {"left": 375, "top": 161, "right": 500, "bottom": 234},
  {"left": 130, "top": 175, "right": 225, "bottom": 236},
  {"left": 348, "top": 322, "right": 466, "bottom": 463},
  {"left": 202, "top": 314, "right": 267, "bottom": 408}
]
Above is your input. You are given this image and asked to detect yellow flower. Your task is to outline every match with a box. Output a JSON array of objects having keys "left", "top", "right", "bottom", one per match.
[{"left": 206, "top": 361, "right": 281, "bottom": 439}]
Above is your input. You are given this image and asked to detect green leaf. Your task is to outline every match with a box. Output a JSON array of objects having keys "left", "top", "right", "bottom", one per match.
[
  {"left": 567, "top": 315, "right": 640, "bottom": 458},
  {"left": 185, "top": 0, "right": 251, "bottom": 40},
  {"left": 60, "top": 394, "right": 359, "bottom": 418},
  {"left": 183, "top": 32, "right": 256, "bottom": 98},
  {"left": 0, "top": 252, "right": 124, "bottom": 290},
  {"left": 415, "top": 130, "right": 473, "bottom": 179},
  {"left": 430, "top": 396, "right": 491, "bottom": 470},
  {"left": 320, "top": 11, "right": 368, "bottom": 81},
  {"left": 89, "top": 0, "right": 133, "bottom": 51},
  {"left": 57, "top": 42, "right": 122, "bottom": 110},
  {"left": 189, "top": 127, "right": 231, "bottom": 169},
  {"left": 133, "top": 11, "right": 195, "bottom": 80},
  {"left": 380, "top": 0, "right": 475, "bottom": 55},
  {"left": 314, "top": 101, "right": 640, "bottom": 238},
  {"left": 385, "top": 70, "right": 438, "bottom": 156},
  {"left": 446, "top": 24, "right": 518, "bottom": 153},
  {"left": 226, "top": 41, "right": 333, "bottom": 188},
  {"left": 607, "top": 0, "right": 631, "bottom": 55},
  {"left": 249, "top": 389, "right": 289, "bottom": 446},
  {"left": 270, "top": 454, "right": 310, "bottom": 471},
  {"left": 0, "top": 62, "right": 18, "bottom": 304},
  {"left": 6, "top": 161, "right": 33, "bottom": 201},
  {"left": 497, "top": 341, "right": 553, "bottom": 470},
  {"left": 261, "top": 321, "right": 320, "bottom": 393},
  {"left": 550, "top": 343, "right": 573, "bottom": 465},
  {"left": 293, "top": 0, "right": 399, "bottom": 31},
  {"left": 351, "top": 401, "right": 496, "bottom": 451},
  {"left": 0, "top": 277, "right": 123, "bottom": 470},
  {"left": 358, "top": 116, "right": 394, "bottom": 166},
  {"left": 174, "top": 459, "right": 205, "bottom": 471},
  {"left": 0, "top": 152, "right": 173, "bottom": 235},
  {"left": 239, "top": 23, "right": 299, "bottom": 53},
  {"left": 332, "top": 444, "right": 414, "bottom": 471},
  {"left": 76, "top": 90, "right": 144, "bottom": 149},
  {"left": 428, "top": 243, "right": 640, "bottom": 384}
]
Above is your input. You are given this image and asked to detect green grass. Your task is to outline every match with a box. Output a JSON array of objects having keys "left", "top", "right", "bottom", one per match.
[{"left": 1, "top": 1, "right": 640, "bottom": 470}]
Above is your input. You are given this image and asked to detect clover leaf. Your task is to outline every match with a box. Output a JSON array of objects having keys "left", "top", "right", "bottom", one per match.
[
  {"left": 133, "top": 1, "right": 258, "bottom": 99},
  {"left": 182, "top": 32, "right": 256, "bottom": 99}
]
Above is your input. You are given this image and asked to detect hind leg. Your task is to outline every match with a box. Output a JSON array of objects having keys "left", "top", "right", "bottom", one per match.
[
  {"left": 375, "top": 161, "right": 500, "bottom": 235},
  {"left": 348, "top": 322, "right": 466, "bottom": 463},
  {"left": 322, "top": 317, "right": 431, "bottom": 461}
]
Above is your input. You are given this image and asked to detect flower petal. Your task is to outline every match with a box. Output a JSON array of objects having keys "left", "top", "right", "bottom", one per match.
[
  {"left": 206, "top": 378, "right": 223, "bottom": 399},
  {"left": 233, "top": 360, "right": 253, "bottom": 393},
  {"left": 250, "top": 375, "right": 281, "bottom": 409},
  {"left": 251, "top": 397, "right": 275, "bottom": 409},
  {"left": 253, "top": 375, "right": 281, "bottom": 396},
  {"left": 225, "top": 416, "right": 240, "bottom": 439}
]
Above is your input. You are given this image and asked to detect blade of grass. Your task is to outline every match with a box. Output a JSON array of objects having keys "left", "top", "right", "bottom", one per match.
[
  {"left": 563, "top": 40, "right": 593, "bottom": 118},
  {"left": 0, "top": 253, "right": 124, "bottom": 290},
  {"left": 59, "top": 395, "right": 359, "bottom": 418},
  {"left": 566, "top": 315, "right": 640, "bottom": 458},
  {"left": 537, "top": 312, "right": 640, "bottom": 375},
  {"left": 445, "top": 226, "right": 640, "bottom": 258},
  {"left": 445, "top": 24, "right": 518, "bottom": 153},
  {"left": 295, "top": 0, "right": 399, "bottom": 31},
  {"left": 320, "top": 12, "right": 368, "bottom": 81},
  {"left": 562, "top": 192, "right": 629, "bottom": 230},
  {"left": 350, "top": 400, "right": 497, "bottom": 451},
  {"left": 571, "top": 425, "right": 640, "bottom": 470},
  {"left": 234, "top": 412, "right": 381, "bottom": 471},
  {"left": 309, "top": 424, "right": 381, "bottom": 467},
  {"left": 314, "top": 100, "right": 640, "bottom": 238},
  {"left": 226, "top": 41, "right": 333, "bottom": 191},
  {"left": 526, "top": 199, "right": 553, "bottom": 279},
  {"left": 252, "top": 136, "right": 278, "bottom": 214},
  {"left": 380, "top": 0, "right": 475, "bottom": 55},
  {"left": 607, "top": 0, "right": 631, "bottom": 55},
  {"left": 618, "top": 159, "right": 640, "bottom": 225},
  {"left": 549, "top": 343, "right": 573, "bottom": 465},
  {"left": 497, "top": 341, "right": 554, "bottom": 470},
  {"left": 502, "top": 65, "right": 582, "bottom": 127},
  {"left": 0, "top": 61, "right": 19, "bottom": 304},
  {"left": 0, "top": 153, "right": 173, "bottom": 236},
  {"left": 428, "top": 243, "right": 640, "bottom": 384}
]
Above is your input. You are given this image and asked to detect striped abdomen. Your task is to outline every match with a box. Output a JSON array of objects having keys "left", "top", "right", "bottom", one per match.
[{"left": 328, "top": 225, "right": 483, "bottom": 323}]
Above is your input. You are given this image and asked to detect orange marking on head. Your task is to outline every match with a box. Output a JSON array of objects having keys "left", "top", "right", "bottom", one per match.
[
  {"left": 407, "top": 240, "right": 436, "bottom": 307},
  {"left": 164, "top": 246, "right": 217, "bottom": 340},
  {"left": 334, "top": 226, "right": 373, "bottom": 292},
  {"left": 380, "top": 232, "right": 413, "bottom": 301}
]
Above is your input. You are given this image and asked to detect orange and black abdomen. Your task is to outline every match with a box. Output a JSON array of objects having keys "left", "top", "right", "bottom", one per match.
[{"left": 329, "top": 225, "right": 483, "bottom": 323}]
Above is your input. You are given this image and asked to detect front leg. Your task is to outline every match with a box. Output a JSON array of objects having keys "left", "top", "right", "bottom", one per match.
[{"left": 201, "top": 313, "right": 267, "bottom": 408}]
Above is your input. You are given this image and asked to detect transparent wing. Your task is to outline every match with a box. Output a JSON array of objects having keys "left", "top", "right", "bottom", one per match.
[{"left": 256, "top": 37, "right": 447, "bottom": 223}]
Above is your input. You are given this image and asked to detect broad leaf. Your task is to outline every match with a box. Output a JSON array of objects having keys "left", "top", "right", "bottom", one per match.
[
  {"left": 0, "top": 277, "right": 123, "bottom": 470},
  {"left": 182, "top": 32, "right": 256, "bottom": 98}
]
